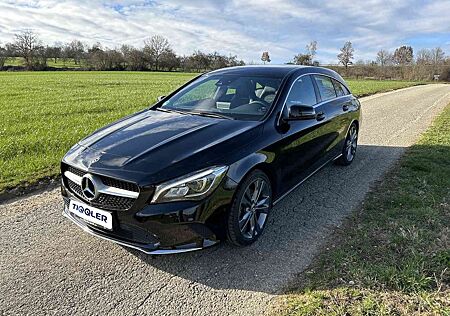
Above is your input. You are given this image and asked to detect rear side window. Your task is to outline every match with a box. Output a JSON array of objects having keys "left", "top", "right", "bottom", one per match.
[
  {"left": 313, "top": 75, "right": 337, "bottom": 101},
  {"left": 286, "top": 75, "right": 317, "bottom": 106},
  {"left": 333, "top": 79, "right": 349, "bottom": 97}
]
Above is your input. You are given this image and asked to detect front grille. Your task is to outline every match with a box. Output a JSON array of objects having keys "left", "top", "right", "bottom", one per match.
[
  {"left": 63, "top": 164, "right": 139, "bottom": 211},
  {"left": 68, "top": 178, "right": 84, "bottom": 197},
  {"left": 101, "top": 177, "right": 139, "bottom": 192},
  {"left": 67, "top": 166, "right": 85, "bottom": 177},
  {"left": 96, "top": 193, "right": 135, "bottom": 210}
]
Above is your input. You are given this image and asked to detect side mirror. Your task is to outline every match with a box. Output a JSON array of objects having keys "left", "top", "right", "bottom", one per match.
[
  {"left": 287, "top": 104, "right": 316, "bottom": 120},
  {"left": 157, "top": 95, "right": 166, "bottom": 102}
]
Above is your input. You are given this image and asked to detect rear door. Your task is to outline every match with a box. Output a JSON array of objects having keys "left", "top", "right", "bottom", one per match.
[{"left": 331, "top": 78, "right": 356, "bottom": 151}]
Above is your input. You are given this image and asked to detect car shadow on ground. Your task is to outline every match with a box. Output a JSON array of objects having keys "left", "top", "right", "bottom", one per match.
[{"left": 125, "top": 144, "right": 407, "bottom": 294}]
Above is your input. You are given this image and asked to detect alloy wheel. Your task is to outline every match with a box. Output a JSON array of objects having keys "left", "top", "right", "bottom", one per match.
[
  {"left": 238, "top": 178, "right": 271, "bottom": 239},
  {"left": 345, "top": 125, "right": 358, "bottom": 162}
]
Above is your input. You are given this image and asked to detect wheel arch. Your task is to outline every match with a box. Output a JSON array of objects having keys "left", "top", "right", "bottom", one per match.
[
  {"left": 227, "top": 153, "right": 279, "bottom": 198},
  {"left": 207, "top": 156, "right": 278, "bottom": 240},
  {"left": 345, "top": 118, "right": 359, "bottom": 136}
]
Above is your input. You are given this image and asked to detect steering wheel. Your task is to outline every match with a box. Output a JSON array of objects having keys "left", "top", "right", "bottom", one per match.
[
  {"left": 249, "top": 100, "right": 268, "bottom": 106},
  {"left": 248, "top": 100, "right": 269, "bottom": 113}
]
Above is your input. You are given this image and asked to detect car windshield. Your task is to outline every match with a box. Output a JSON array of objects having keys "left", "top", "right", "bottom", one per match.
[{"left": 160, "top": 74, "right": 282, "bottom": 121}]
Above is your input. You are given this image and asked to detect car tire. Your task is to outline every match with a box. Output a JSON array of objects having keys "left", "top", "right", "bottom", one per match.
[
  {"left": 226, "top": 169, "right": 273, "bottom": 246},
  {"left": 336, "top": 122, "right": 358, "bottom": 166}
]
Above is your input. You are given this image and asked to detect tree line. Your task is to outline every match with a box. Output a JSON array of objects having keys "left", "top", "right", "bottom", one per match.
[
  {"left": 1, "top": 31, "right": 449, "bottom": 81},
  {"left": 286, "top": 40, "right": 450, "bottom": 81},
  {"left": 0, "top": 30, "right": 245, "bottom": 72}
]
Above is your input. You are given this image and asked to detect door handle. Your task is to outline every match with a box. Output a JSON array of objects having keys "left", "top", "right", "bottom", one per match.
[
  {"left": 343, "top": 103, "right": 350, "bottom": 111},
  {"left": 316, "top": 112, "right": 325, "bottom": 121}
]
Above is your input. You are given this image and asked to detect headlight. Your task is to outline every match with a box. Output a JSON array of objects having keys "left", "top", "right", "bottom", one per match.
[{"left": 151, "top": 166, "right": 228, "bottom": 203}]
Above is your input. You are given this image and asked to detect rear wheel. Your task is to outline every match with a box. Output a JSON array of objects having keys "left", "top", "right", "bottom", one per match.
[
  {"left": 336, "top": 123, "right": 358, "bottom": 166},
  {"left": 227, "top": 170, "right": 272, "bottom": 246}
]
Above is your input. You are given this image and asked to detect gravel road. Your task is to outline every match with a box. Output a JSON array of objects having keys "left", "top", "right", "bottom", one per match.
[{"left": 1, "top": 84, "right": 449, "bottom": 316}]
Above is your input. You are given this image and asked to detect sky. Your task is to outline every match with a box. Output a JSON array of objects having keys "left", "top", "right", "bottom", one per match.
[{"left": 0, "top": 0, "right": 449, "bottom": 64}]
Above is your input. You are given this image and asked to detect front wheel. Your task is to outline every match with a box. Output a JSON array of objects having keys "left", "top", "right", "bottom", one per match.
[
  {"left": 336, "top": 123, "right": 358, "bottom": 166},
  {"left": 226, "top": 170, "right": 272, "bottom": 246}
]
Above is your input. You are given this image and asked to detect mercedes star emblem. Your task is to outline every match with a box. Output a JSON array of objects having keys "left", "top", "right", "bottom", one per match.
[{"left": 81, "top": 174, "right": 98, "bottom": 201}]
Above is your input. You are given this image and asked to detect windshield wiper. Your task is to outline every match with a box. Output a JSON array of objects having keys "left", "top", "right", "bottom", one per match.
[
  {"left": 155, "top": 108, "right": 233, "bottom": 120},
  {"left": 187, "top": 111, "right": 234, "bottom": 120},
  {"left": 155, "top": 107, "right": 191, "bottom": 116}
]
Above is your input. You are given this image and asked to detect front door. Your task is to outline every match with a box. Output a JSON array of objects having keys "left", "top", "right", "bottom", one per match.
[{"left": 276, "top": 75, "right": 331, "bottom": 192}]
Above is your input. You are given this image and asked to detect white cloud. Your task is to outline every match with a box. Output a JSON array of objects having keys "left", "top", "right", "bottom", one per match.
[{"left": 0, "top": 0, "right": 449, "bottom": 64}]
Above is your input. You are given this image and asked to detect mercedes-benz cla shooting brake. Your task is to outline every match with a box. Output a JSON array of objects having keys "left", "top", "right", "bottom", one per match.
[{"left": 61, "top": 66, "right": 361, "bottom": 254}]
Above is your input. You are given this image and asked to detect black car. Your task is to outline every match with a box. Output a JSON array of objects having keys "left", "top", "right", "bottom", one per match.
[{"left": 61, "top": 65, "right": 361, "bottom": 254}]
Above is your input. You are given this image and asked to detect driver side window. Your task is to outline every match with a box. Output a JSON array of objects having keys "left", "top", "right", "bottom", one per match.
[{"left": 286, "top": 75, "right": 317, "bottom": 106}]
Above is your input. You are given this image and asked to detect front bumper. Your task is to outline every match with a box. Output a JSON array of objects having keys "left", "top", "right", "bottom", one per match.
[
  {"left": 61, "top": 177, "right": 237, "bottom": 254},
  {"left": 62, "top": 206, "right": 215, "bottom": 254}
]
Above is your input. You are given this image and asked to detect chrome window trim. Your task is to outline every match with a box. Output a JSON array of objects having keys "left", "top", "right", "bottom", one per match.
[
  {"left": 277, "top": 72, "right": 353, "bottom": 125},
  {"left": 64, "top": 171, "right": 139, "bottom": 199}
]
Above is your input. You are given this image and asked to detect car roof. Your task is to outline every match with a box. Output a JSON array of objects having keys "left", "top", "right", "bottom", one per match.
[{"left": 207, "top": 65, "right": 345, "bottom": 84}]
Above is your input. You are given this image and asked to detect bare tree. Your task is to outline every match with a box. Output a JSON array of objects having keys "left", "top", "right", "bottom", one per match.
[
  {"left": 337, "top": 41, "right": 354, "bottom": 69},
  {"left": 293, "top": 53, "right": 312, "bottom": 65},
  {"left": 86, "top": 43, "right": 109, "bottom": 70},
  {"left": 13, "top": 30, "right": 43, "bottom": 69},
  {"left": 306, "top": 40, "right": 317, "bottom": 61},
  {"left": 430, "top": 47, "right": 445, "bottom": 66},
  {"left": 121, "top": 45, "right": 146, "bottom": 70},
  {"left": 393, "top": 46, "right": 413, "bottom": 65},
  {"left": 46, "top": 44, "right": 62, "bottom": 64},
  {"left": 0, "top": 44, "right": 8, "bottom": 68},
  {"left": 228, "top": 54, "right": 245, "bottom": 67},
  {"left": 293, "top": 40, "right": 318, "bottom": 66},
  {"left": 376, "top": 49, "right": 392, "bottom": 67},
  {"left": 416, "top": 49, "right": 432, "bottom": 65},
  {"left": 107, "top": 48, "right": 125, "bottom": 70},
  {"left": 209, "top": 51, "right": 228, "bottom": 69},
  {"left": 261, "top": 51, "right": 270, "bottom": 64},
  {"left": 392, "top": 46, "right": 414, "bottom": 79},
  {"left": 65, "top": 40, "right": 85, "bottom": 65},
  {"left": 159, "top": 48, "right": 179, "bottom": 71},
  {"left": 187, "top": 50, "right": 210, "bottom": 72},
  {"left": 144, "top": 35, "right": 171, "bottom": 71}
]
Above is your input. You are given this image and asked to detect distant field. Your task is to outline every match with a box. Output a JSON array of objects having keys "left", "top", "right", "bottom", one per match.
[
  {"left": 4, "top": 57, "right": 83, "bottom": 68},
  {"left": 347, "top": 80, "right": 421, "bottom": 97},
  {"left": 0, "top": 71, "right": 420, "bottom": 192}
]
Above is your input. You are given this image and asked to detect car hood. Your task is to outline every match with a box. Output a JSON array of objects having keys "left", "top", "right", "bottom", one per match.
[{"left": 63, "top": 109, "right": 261, "bottom": 184}]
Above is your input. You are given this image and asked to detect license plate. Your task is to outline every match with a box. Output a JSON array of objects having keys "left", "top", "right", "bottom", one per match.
[{"left": 68, "top": 199, "right": 113, "bottom": 230}]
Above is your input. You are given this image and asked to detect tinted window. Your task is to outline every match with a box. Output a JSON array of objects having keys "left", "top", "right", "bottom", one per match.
[
  {"left": 286, "top": 75, "right": 317, "bottom": 106},
  {"left": 162, "top": 75, "right": 282, "bottom": 121},
  {"left": 333, "top": 79, "right": 348, "bottom": 97},
  {"left": 313, "top": 75, "right": 337, "bottom": 101},
  {"left": 173, "top": 80, "right": 218, "bottom": 106}
]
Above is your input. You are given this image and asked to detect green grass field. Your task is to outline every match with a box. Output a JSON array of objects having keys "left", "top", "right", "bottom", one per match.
[
  {"left": 345, "top": 80, "right": 420, "bottom": 97},
  {"left": 0, "top": 71, "right": 420, "bottom": 192},
  {"left": 275, "top": 104, "right": 450, "bottom": 315}
]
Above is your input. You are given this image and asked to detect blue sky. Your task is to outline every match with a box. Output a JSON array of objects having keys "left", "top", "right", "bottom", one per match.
[{"left": 0, "top": 0, "right": 449, "bottom": 64}]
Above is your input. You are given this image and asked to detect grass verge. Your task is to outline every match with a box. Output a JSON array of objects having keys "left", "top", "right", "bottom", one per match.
[
  {"left": 0, "top": 72, "right": 421, "bottom": 193},
  {"left": 273, "top": 104, "right": 450, "bottom": 315}
]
